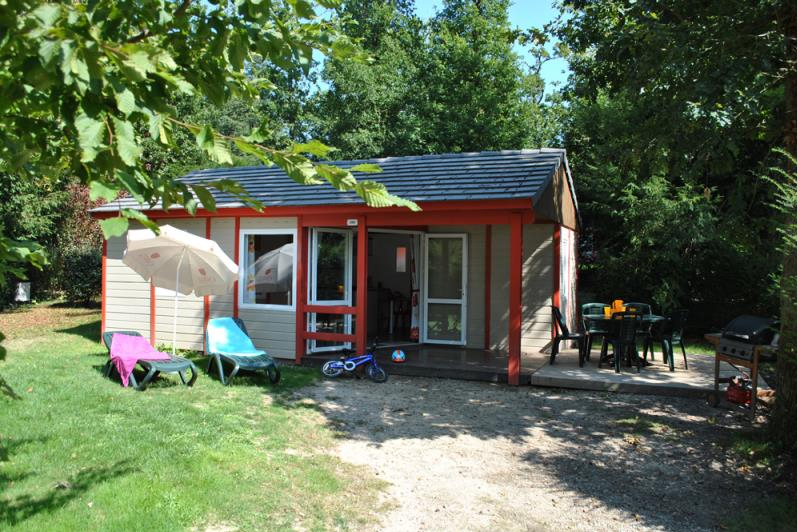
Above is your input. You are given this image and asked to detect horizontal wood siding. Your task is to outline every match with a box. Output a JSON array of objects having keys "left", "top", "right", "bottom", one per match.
[
  {"left": 154, "top": 218, "right": 205, "bottom": 350},
  {"left": 104, "top": 223, "right": 150, "bottom": 336},
  {"left": 427, "top": 225, "right": 485, "bottom": 349},
  {"left": 490, "top": 224, "right": 553, "bottom": 354},
  {"left": 208, "top": 217, "right": 235, "bottom": 320}
]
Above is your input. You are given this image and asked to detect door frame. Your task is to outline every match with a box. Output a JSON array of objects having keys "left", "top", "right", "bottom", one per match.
[
  {"left": 308, "top": 227, "right": 354, "bottom": 353},
  {"left": 421, "top": 233, "right": 468, "bottom": 345}
]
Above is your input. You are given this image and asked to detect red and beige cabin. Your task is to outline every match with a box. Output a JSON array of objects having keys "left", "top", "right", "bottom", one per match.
[{"left": 93, "top": 149, "right": 579, "bottom": 385}]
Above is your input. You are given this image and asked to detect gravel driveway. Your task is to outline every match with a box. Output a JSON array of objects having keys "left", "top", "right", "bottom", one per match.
[{"left": 300, "top": 375, "right": 775, "bottom": 531}]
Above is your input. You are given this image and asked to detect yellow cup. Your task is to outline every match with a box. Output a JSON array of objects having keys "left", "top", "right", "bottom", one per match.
[{"left": 603, "top": 307, "right": 611, "bottom": 317}]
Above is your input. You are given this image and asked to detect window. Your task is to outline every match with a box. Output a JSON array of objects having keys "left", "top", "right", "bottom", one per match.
[{"left": 239, "top": 229, "right": 297, "bottom": 310}]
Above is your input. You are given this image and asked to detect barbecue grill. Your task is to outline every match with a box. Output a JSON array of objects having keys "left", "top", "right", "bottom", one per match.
[{"left": 708, "top": 315, "right": 779, "bottom": 420}]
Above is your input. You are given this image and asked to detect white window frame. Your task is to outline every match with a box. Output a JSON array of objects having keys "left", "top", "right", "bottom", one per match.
[
  {"left": 238, "top": 228, "right": 298, "bottom": 312},
  {"left": 421, "top": 233, "right": 468, "bottom": 346}
]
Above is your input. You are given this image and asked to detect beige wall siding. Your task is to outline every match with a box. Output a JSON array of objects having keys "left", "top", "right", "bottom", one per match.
[
  {"left": 154, "top": 218, "right": 206, "bottom": 350},
  {"left": 236, "top": 217, "right": 297, "bottom": 359},
  {"left": 427, "top": 225, "right": 485, "bottom": 349},
  {"left": 105, "top": 224, "right": 150, "bottom": 336},
  {"left": 489, "top": 224, "right": 553, "bottom": 354}
]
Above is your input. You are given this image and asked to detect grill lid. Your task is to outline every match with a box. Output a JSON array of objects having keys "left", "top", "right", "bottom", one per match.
[{"left": 721, "top": 315, "right": 778, "bottom": 345}]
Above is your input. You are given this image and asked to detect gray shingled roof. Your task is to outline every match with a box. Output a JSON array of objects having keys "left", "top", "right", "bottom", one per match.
[{"left": 93, "top": 149, "right": 570, "bottom": 212}]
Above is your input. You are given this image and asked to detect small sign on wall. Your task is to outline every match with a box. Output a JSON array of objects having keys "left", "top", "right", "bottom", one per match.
[{"left": 346, "top": 218, "right": 358, "bottom": 227}]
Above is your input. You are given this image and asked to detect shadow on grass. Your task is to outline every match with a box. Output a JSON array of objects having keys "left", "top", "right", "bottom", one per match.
[
  {"left": 56, "top": 320, "right": 101, "bottom": 343},
  {"left": 0, "top": 373, "right": 20, "bottom": 400},
  {"left": 0, "top": 460, "right": 136, "bottom": 528}
]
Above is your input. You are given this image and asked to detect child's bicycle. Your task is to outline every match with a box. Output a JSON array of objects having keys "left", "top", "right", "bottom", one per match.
[{"left": 321, "top": 340, "right": 388, "bottom": 383}]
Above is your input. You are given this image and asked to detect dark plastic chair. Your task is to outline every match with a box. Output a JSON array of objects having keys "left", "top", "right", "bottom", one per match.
[
  {"left": 102, "top": 330, "right": 198, "bottom": 391},
  {"left": 625, "top": 302, "right": 655, "bottom": 360},
  {"left": 205, "top": 317, "right": 281, "bottom": 385},
  {"left": 650, "top": 309, "right": 689, "bottom": 371},
  {"left": 550, "top": 306, "right": 585, "bottom": 366},
  {"left": 601, "top": 312, "right": 642, "bottom": 373},
  {"left": 581, "top": 302, "right": 609, "bottom": 362}
]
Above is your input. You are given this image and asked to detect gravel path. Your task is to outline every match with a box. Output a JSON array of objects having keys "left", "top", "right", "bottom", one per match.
[{"left": 301, "top": 375, "right": 775, "bottom": 531}]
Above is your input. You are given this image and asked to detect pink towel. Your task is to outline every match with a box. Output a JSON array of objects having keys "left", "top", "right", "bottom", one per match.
[{"left": 110, "top": 334, "right": 171, "bottom": 387}]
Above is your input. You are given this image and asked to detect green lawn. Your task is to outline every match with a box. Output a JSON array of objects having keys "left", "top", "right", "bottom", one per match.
[{"left": 0, "top": 304, "right": 382, "bottom": 531}]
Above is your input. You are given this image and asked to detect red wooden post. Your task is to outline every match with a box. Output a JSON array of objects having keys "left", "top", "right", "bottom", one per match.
[
  {"left": 508, "top": 213, "right": 523, "bottom": 385},
  {"left": 101, "top": 239, "right": 107, "bottom": 340},
  {"left": 204, "top": 217, "right": 211, "bottom": 335},
  {"left": 552, "top": 224, "right": 561, "bottom": 339},
  {"left": 233, "top": 216, "right": 241, "bottom": 318},
  {"left": 150, "top": 283, "right": 156, "bottom": 345},
  {"left": 484, "top": 224, "right": 492, "bottom": 351},
  {"left": 295, "top": 217, "right": 308, "bottom": 364},
  {"left": 355, "top": 215, "right": 368, "bottom": 355}
]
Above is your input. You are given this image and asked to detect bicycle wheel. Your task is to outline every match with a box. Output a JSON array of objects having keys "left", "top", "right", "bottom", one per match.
[
  {"left": 366, "top": 364, "right": 388, "bottom": 383},
  {"left": 322, "top": 361, "right": 344, "bottom": 378},
  {"left": 266, "top": 365, "right": 281, "bottom": 384}
]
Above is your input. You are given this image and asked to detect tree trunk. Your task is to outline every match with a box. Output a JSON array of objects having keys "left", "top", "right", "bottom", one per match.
[{"left": 771, "top": 2, "right": 797, "bottom": 453}]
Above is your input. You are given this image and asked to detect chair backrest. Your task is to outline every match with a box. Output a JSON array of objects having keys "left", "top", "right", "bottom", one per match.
[
  {"left": 205, "top": 317, "right": 256, "bottom": 354},
  {"left": 552, "top": 305, "right": 569, "bottom": 337},
  {"left": 667, "top": 309, "right": 689, "bottom": 339},
  {"left": 613, "top": 312, "right": 641, "bottom": 345},
  {"left": 581, "top": 302, "right": 608, "bottom": 332},
  {"left": 624, "top": 302, "right": 652, "bottom": 315},
  {"left": 102, "top": 330, "right": 143, "bottom": 351}
]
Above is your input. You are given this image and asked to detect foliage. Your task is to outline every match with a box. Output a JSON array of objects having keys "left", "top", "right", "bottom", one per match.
[
  {"left": 557, "top": 1, "right": 788, "bottom": 327},
  {"left": 0, "top": 0, "right": 418, "bottom": 254},
  {"left": 314, "top": 0, "right": 562, "bottom": 159},
  {"left": 59, "top": 246, "right": 101, "bottom": 304}
]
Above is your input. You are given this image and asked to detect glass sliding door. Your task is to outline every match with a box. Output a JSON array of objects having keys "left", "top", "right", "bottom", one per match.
[
  {"left": 422, "top": 234, "right": 467, "bottom": 345},
  {"left": 309, "top": 228, "right": 353, "bottom": 352}
]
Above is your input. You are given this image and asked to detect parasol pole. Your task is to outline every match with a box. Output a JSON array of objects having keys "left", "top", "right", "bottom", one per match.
[{"left": 173, "top": 248, "right": 186, "bottom": 356}]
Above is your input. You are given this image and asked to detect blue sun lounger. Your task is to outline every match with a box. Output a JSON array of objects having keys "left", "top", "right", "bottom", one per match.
[{"left": 205, "top": 317, "right": 280, "bottom": 385}]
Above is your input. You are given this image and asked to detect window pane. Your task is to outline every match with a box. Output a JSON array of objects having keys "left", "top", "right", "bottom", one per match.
[
  {"left": 426, "top": 303, "right": 462, "bottom": 342},
  {"left": 243, "top": 233, "right": 294, "bottom": 306},
  {"left": 427, "top": 238, "right": 462, "bottom": 300},
  {"left": 315, "top": 231, "right": 347, "bottom": 301}
]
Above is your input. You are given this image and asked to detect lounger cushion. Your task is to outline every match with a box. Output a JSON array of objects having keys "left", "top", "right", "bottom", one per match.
[{"left": 206, "top": 317, "right": 265, "bottom": 356}]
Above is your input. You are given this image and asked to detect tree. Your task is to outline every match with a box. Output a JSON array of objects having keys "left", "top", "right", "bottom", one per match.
[
  {"left": 314, "top": 0, "right": 561, "bottom": 159},
  {"left": 0, "top": 0, "right": 419, "bottom": 291},
  {"left": 557, "top": 0, "right": 797, "bottom": 449}
]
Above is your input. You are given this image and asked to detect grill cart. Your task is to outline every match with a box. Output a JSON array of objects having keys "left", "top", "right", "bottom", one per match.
[{"left": 706, "top": 315, "right": 779, "bottom": 421}]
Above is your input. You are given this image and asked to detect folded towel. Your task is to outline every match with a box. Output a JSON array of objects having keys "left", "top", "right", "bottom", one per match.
[
  {"left": 110, "top": 334, "right": 171, "bottom": 387},
  {"left": 206, "top": 318, "right": 264, "bottom": 356}
]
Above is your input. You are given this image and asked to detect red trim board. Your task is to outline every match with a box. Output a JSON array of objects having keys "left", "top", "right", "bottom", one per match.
[
  {"left": 150, "top": 283, "right": 156, "bottom": 345},
  {"left": 101, "top": 239, "right": 107, "bottom": 340},
  {"left": 233, "top": 217, "right": 240, "bottom": 318},
  {"left": 294, "top": 217, "right": 308, "bottom": 364},
  {"left": 355, "top": 215, "right": 368, "bottom": 355},
  {"left": 204, "top": 217, "right": 211, "bottom": 336},
  {"left": 552, "top": 224, "right": 561, "bottom": 339},
  {"left": 508, "top": 213, "right": 523, "bottom": 386}
]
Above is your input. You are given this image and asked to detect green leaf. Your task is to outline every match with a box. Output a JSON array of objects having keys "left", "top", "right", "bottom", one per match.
[
  {"left": 292, "top": 139, "right": 335, "bottom": 158},
  {"left": 100, "top": 217, "right": 129, "bottom": 238},
  {"left": 121, "top": 50, "right": 154, "bottom": 81},
  {"left": 191, "top": 184, "right": 217, "bottom": 211},
  {"left": 32, "top": 4, "right": 61, "bottom": 27},
  {"left": 350, "top": 163, "right": 382, "bottom": 173},
  {"left": 355, "top": 181, "right": 420, "bottom": 211},
  {"left": 89, "top": 181, "right": 118, "bottom": 202},
  {"left": 114, "top": 169, "right": 146, "bottom": 204},
  {"left": 111, "top": 116, "right": 142, "bottom": 166},
  {"left": 38, "top": 39, "right": 59, "bottom": 65},
  {"left": 114, "top": 87, "right": 136, "bottom": 116},
  {"left": 316, "top": 164, "right": 357, "bottom": 190},
  {"left": 74, "top": 111, "right": 105, "bottom": 162},
  {"left": 120, "top": 209, "right": 159, "bottom": 232}
]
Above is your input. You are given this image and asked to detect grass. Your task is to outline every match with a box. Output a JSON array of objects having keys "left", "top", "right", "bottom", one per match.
[{"left": 0, "top": 303, "right": 384, "bottom": 531}]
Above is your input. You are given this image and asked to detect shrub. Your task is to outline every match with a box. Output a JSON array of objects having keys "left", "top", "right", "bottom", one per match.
[{"left": 60, "top": 246, "right": 101, "bottom": 305}]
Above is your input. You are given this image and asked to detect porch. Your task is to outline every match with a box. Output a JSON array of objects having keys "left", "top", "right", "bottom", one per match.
[{"left": 301, "top": 344, "right": 541, "bottom": 384}]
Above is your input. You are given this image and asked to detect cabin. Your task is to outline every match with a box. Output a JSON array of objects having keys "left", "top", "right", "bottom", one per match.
[{"left": 93, "top": 149, "right": 579, "bottom": 385}]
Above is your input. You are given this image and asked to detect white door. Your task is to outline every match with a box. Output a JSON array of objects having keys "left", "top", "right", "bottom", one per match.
[
  {"left": 422, "top": 234, "right": 467, "bottom": 345},
  {"left": 309, "top": 228, "right": 353, "bottom": 352}
]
